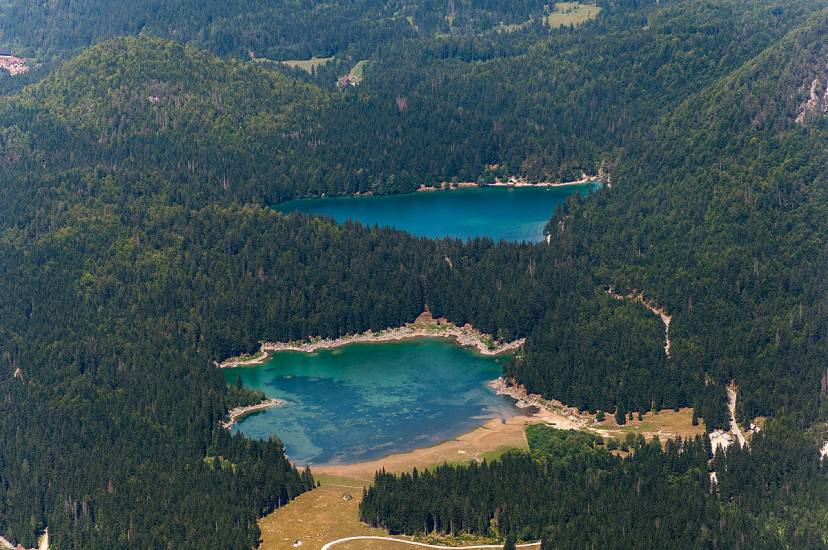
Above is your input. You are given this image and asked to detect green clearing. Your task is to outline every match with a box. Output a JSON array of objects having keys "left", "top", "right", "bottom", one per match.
[
  {"left": 545, "top": 2, "right": 601, "bottom": 27},
  {"left": 406, "top": 15, "right": 418, "bottom": 32},
  {"left": 348, "top": 59, "right": 369, "bottom": 82},
  {"left": 276, "top": 56, "right": 334, "bottom": 73}
]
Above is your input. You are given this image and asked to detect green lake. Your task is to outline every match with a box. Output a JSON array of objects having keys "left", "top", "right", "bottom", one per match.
[
  {"left": 223, "top": 338, "right": 520, "bottom": 465},
  {"left": 275, "top": 184, "right": 600, "bottom": 242}
]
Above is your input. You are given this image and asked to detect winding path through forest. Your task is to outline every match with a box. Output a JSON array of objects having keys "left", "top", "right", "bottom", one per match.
[
  {"left": 605, "top": 288, "right": 672, "bottom": 357},
  {"left": 320, "top": 536, "right": 539, "bottom": 549}
]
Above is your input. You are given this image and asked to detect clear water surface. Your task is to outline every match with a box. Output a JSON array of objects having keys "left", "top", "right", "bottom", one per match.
[
  {"left": 275, "top": 184, "right": 600, "bottom": 242},
  {"left": 223, "top": 338, "right": 521, "bottom": 465}
]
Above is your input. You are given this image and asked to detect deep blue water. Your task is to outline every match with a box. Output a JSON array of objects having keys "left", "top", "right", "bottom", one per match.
[
  {"left": 223, "top": 338, "right": 520, "bottom": 465},
  {"left": 275, "top": 184, "right": 600, "bottom": 242}
]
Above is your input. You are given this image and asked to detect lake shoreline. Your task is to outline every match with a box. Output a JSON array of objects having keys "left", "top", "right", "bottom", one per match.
[
  {"left": 216, "top": 313, "right": 525, "bottom": 369},
  {"left": 310, "top": 377, "right": 591, "bottom": 477},
  {"left": 311, "top": 376, "right": 704, "bottom": 475},
  {"left": 417, "top": 175, "right": 599, "bottom": 192},
  {"left": 223, "top": 398, "right": 284, "bottom": 429}
]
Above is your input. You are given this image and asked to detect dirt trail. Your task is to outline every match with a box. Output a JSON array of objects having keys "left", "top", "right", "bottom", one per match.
[
  {"left": 727, "top": 384, "right": 746, "bottom": 448},
  {"left": 606, "top": 288, "right": 672, "bottom": 357},
  {"left": 709, "top": 383, "right": 746, "bottom": 455}
]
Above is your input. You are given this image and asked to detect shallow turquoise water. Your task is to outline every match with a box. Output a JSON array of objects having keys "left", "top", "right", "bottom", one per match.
[
  {"left": 223, "top": 338, "right": 520, "bottom": 465},
  {"left": 275, "top": 184, "right": 600, "bottom": 242}
]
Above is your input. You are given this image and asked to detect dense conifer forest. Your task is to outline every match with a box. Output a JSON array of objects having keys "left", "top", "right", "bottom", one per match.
[
  {"left": 0, "top": 0, "right": 826, "bottom": 547},
  {"left": 361, "top": 421, "right": 828, "bottom": 547}
]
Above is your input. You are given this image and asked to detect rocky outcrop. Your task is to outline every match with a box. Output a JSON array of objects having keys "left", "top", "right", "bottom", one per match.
[{"left": 795, "top": 74, "right": 828, "bottom": 126}]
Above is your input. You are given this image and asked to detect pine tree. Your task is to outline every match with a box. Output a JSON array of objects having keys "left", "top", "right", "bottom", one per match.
[{"left": 615, "top": 406, "right": 626, "bottom": 425}]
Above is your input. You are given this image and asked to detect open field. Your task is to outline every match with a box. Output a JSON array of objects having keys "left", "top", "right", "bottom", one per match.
[
  {"left": 277, "top": 56, "right": 333, "bottom": 73},
  {"left": 260, "top": 477, "right": 519, "bottom": 549},
  {"left": 329, "top": 540, "right": 540, "bottom": 549},
  {"left": 259, "top": 416, "right": 533, "bottom": 548},
  {"left": 592, "top": 407, "right": 705, "bottom": 442},
  {"left": 259, "top": 481, "right": 382, "bottom": 550},
  {"left": 545, "top": 2, "right": 601, "bottom": 27}
]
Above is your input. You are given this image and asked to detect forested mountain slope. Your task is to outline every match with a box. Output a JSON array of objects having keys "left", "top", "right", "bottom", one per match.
[
  {"left": 303, "top": 0, "right": 826, "bottom": 193},
  {"left": 515, "top": 6, "right": 828, "bottom": 422},
  {"left": 0, "top": 0, "right": 826, "bottom": 548},
  {"left": 0, "top": 0, "right": 555, "bottom": 60},
  {"left": 8, "top": 1, "right": 823, "bottom": 199},
  {"left": 362, "top": 420, "right": 828, "bottom": 547},
  {"left": 2, "top": 36, "right": 325, "bottom": 207}
]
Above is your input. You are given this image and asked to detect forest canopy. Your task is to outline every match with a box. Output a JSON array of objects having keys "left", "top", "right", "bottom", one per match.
[{"left": 0, "top": 0, "right": 826, "bottom": 548}]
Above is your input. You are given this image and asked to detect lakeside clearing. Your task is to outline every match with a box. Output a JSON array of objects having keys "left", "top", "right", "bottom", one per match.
[
  {"left": 312, "top": 414, "right": 532, "bottom": 480},
  {"left": 261, "top": 388, "right": 702, "bottom": 549},
  {"left": 217, "top": 311, "right": 524, "bottom": 369},
  {"left": 305, "top": 377, "right": 702, "bottom": 481}
]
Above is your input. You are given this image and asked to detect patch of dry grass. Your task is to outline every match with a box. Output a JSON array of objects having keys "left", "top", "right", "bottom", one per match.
[
  {"left": 545, "top": 2, "right": 601, "bottom": 27},
  {"left": 592, "top": 407, "right": 705, "bottom": 442},
  {"left": 258, "top": 482, "right": 380, "bottom": 549},
  {"left": 258, "top": 477, "right": 518, "bottom": 549}
]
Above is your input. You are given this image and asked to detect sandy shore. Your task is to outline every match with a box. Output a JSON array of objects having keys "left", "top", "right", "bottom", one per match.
[
  {"left": 314, "top": 378, "right": 590, "bottom": 480},
  {"left": 217, "top": 315, "right": 524, "bottom": 369},
  {"left": 223, "top": 398, "right": 284, "bottom": 429},
  {"left": 417, "top": 175, "right": 599, "bottom": 192},
  {"left": 312, "top": 415, "right": 534, "bottom": 481}
]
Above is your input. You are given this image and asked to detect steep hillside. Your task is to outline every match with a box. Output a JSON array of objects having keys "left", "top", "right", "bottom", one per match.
[
  {"left": 358, "top": 10, "right": 828, "bottom": 544},
  {"left": 0, "top": 1, "right": 827, "bottom": 548},
  {"left": 2, "top": 36, "right": 324, "bottom": 206},
  {"left": 513, "top": 7, "right": 828, "bottom": 422},
  {"left": 0, "top": 0, "right": 554, "bottom": 60}
]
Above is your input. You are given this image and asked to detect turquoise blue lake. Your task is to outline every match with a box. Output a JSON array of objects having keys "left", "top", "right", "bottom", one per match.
[
  {"left": 223, "top": 338, "right": 520, "bottom": 465},
  {"left": 275, "top": 184, "right": 600, "bottom": 242}
]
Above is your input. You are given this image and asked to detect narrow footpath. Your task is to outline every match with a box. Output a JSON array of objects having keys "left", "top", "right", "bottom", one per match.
[{"left": 606, "top": 288, "right": 672, "bottom": 357}]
